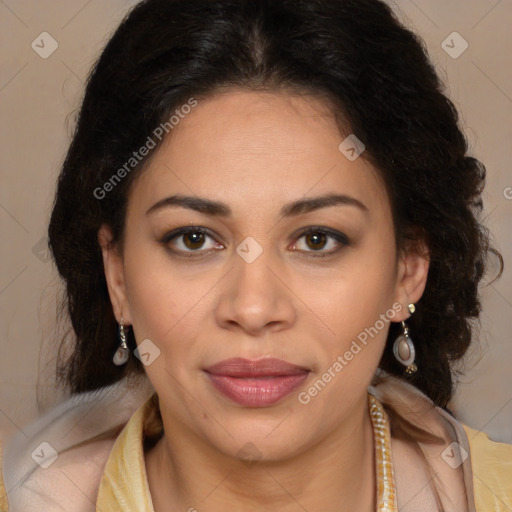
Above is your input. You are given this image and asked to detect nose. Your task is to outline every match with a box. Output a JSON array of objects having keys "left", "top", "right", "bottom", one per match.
[{"left": 214, "top": 244, "right": 297, "bottom": 336}]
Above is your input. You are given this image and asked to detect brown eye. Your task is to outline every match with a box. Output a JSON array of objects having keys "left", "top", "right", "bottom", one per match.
[
  {"left": 183, "top": 231, "right": 206, "bottom": 250},
  {"left": 292, "top": 227, "right": 349, "bottom": 257},
  {"left": 160, "top": 226, "right": 223, "bottom": 258},
  {"left": 304, "top": 232, "right": 328, "bottom": 251}
]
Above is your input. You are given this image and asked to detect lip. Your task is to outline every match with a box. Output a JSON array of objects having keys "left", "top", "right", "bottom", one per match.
[{"left": 204, "top": 358, "right": 310, "bottom": 407}]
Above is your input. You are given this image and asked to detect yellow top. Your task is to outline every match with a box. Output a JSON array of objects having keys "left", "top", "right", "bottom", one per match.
[
  {"left": 95, "top": 398, "right": 155, "bottom": 511},
  {"left": 462, "top": 424, "right": 512, "bottom": 511},
  {"left": 0, "top": 441, "right": 7, "bottom": 512},
  {"left": 1, "top": 395, "right": 512, "bottom": 511}
]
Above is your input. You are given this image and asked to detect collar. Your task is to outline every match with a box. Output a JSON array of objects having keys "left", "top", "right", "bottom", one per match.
[{"left": 96, "top": 397, "right": 156, "bottom": 511}]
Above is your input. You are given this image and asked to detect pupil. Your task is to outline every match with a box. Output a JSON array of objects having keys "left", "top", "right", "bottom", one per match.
[
  {"left": 307, "top": 232, "right": 326, "bottom": 250},
  {"left": 185, "top": 232, "right": 204, "bottom": 249}
]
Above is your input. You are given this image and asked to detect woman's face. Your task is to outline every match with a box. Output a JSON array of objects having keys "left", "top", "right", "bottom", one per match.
[{"left": 100, "top": 89, "right": 428, "bottom": 462}]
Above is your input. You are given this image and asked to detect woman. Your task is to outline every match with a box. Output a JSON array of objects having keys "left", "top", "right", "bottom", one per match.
[{"left": 1, "top": 0, "right": 511, "bottom": 510}]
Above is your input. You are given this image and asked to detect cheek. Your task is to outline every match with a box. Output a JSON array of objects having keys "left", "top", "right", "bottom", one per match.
[
  {"left": 314, "top": 249, "right": 397, "bottom": 333},
  {"left": 122, "top": 242, "right": 221, "bottom": 369},
  {"left": 299, "top": 269, "right": 397, "bottom": 418},
  {"left": 122, "top": 240, "right": 185, "bottom": 345},
  {"left": 303, "top": 242, "right": 397, "bottom": 377}
]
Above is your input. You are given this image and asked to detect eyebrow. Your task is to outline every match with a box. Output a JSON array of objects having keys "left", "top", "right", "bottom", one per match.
[{"left": 145, "top": 193, "right": 369, "bottom": 218}]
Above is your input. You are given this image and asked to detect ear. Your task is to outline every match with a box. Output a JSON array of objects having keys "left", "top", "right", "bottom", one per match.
[
  {"left": 98, "top": 224, "right": 132, "bottom": 325},
  {"left": 392, "top": 236, "right": 430, "bottom": 322}
]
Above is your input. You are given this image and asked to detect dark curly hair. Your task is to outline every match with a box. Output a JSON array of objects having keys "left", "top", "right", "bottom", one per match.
[{"left": 48, "top": 0, "right": 502, "bottom": 409}]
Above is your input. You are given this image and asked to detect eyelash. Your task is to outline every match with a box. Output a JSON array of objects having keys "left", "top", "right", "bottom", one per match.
[{"left": 159, "top": 226, "right": 350, "bottom": 260}]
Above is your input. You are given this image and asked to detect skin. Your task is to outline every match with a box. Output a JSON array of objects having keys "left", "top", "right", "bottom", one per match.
[{"left": 99, "top": 89, "right": 429, "bottom": 512}]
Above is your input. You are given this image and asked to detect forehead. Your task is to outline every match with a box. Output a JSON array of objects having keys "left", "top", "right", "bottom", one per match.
[{"left": 127, "top": 89, "right": 389, "bottom": 220}]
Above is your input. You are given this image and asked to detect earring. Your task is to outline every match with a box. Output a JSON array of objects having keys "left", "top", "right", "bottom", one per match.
[
  {"left": 113, "top": 316, "right": 129, "bottom": 366},
  {"left": 393, "top": 303, "right": 417, "bottom": 376}
]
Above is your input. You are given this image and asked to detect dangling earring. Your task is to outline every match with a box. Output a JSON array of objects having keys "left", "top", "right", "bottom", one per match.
[
  {"left": 113, "top": 316, "right": 129, "bottom": 366},
  {"left": 393, "top": 303, "right": 417, "bottom": 376}
]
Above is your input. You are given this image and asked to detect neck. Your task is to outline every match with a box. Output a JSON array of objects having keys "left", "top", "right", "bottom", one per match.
[{"left": 146, "top": 394, "right": 376, "bottom": 512}]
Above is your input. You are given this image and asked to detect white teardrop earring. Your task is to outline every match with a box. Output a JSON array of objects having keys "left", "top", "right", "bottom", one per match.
[
  {"left": 393, "top": 303, "right": 417, "bottom": 376},
  {"left": 113, "top": 316, "right": 130, "bottom": 366}
]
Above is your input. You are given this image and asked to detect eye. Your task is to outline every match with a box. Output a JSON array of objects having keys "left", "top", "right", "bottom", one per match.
[
  {"left": 160, "top": 227, "right": 223, "bottom": 257},
  {"left": 291, "top": 227, "right": 349, "bottom": 257},
  {"left": 160, "top": 226, "right": 349, "bottom": 259}
]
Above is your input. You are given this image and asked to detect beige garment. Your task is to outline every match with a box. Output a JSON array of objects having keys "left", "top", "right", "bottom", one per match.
[{"left": 2, "top": 373, "right": 512, "bottom": 511}]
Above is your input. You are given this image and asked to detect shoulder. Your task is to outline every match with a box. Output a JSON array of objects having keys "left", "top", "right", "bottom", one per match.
[
  {"left": 463, "top": 424, "right": 512, "bottom": 511},
  {"left": 370, "top": 371, "right": 512, "bottom": 510},
  {"left": 2, "top": 435, "right": 116, "bottom": 512},
  {"left": 1, "top": 378, "right": 153, "bottom": 512}
]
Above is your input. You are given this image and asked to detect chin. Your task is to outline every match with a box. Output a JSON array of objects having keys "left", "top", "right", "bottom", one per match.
[{"left": 203, "top": 414, "right": 314, "bottom": 464}]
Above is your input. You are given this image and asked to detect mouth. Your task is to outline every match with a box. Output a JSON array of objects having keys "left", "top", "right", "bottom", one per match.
[{"left": 203, "top": 357, "right": 310, "bottom": 407}]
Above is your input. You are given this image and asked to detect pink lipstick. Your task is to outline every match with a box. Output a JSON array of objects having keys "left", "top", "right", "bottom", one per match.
[{"left": 204, "top": 357, "right": 309, "bottom": 407}]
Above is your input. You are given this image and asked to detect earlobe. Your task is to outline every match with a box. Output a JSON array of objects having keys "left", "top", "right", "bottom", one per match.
[{"left": 97, "top": 224, "right": 131, "bottom": 325}]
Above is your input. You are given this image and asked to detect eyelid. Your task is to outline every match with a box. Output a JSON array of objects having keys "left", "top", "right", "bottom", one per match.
[
  {"left": 160, "top": 227, "right": 223, "bottom": 249},
  {"left": 159, "top": 226, "right": 215, "bottom": 243},
  {"left": 292, "top": 226, "right": 349, "bottom": 245}
]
